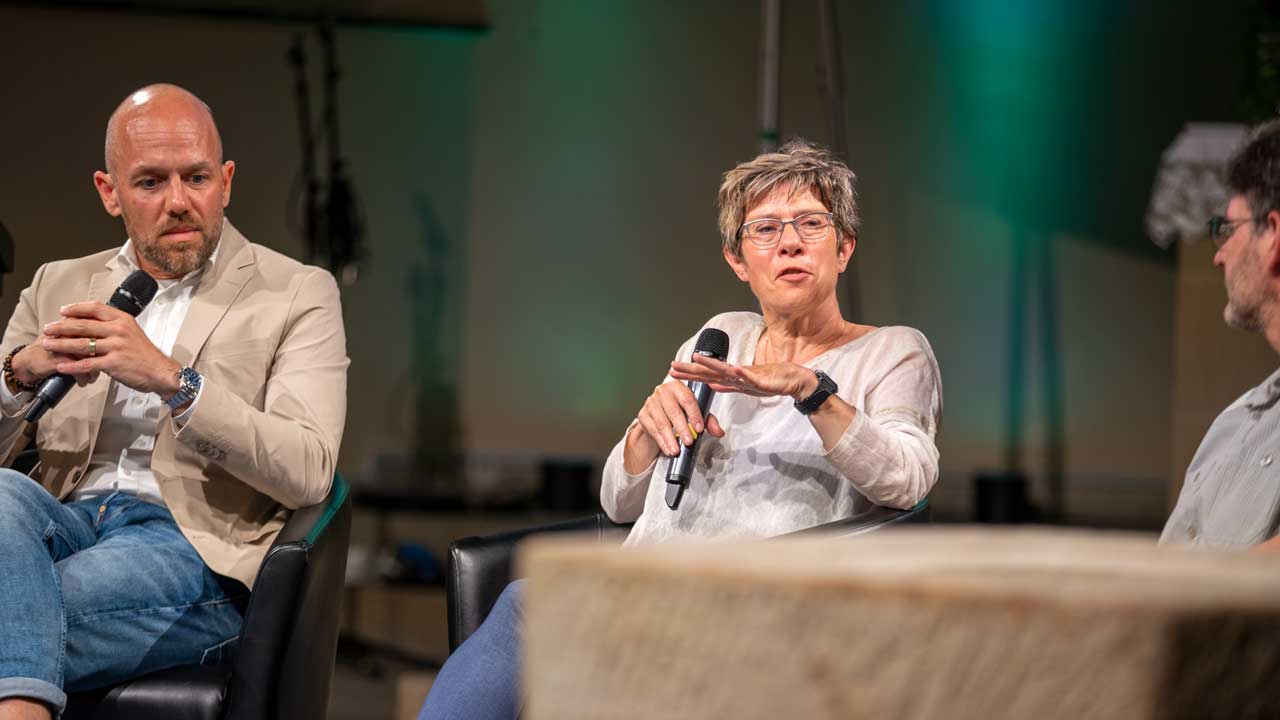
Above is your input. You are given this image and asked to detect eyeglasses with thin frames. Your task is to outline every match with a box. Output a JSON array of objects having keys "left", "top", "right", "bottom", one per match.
[
  {"left": 1208, "top": 215, "right": 1253, "bottom": 248},
  {"left": 738, "top": 212, "right": 835, "bottom": 249}
]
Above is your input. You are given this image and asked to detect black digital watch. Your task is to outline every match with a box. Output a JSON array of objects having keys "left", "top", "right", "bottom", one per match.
[{"left": 794, "top": 369, "right": 838, "bottom": 415}]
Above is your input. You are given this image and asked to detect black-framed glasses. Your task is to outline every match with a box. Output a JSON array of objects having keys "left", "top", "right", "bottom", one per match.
[
  {"left": 738, "top": 212, "right": 835, "bottom": 248},
  {"left": 1208, "top": 215, "right": 1253, "bottom": 247}
]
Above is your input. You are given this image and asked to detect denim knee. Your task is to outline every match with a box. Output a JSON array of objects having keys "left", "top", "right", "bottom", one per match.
[
  {"left": 0, "top": 470, "right": 58, "bottom": 532},
  {"left": 491, "top": 579, "right": 526, "bottom": 623}
]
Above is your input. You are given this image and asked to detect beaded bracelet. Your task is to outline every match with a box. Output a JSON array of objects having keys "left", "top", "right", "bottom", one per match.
[{"left": 3, "top": 345, "right": 39, "bottom": 393}]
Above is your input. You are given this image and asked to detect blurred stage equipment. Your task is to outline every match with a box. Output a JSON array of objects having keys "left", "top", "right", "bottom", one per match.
[
  {"left": 1145, "top": 124, "right": 1247, "bottom": 249},
  {"left": 3, "top": 0, "right": 489, "bottom": 30},
  {"left": 0, "top": 220, "right": 12, "bottom": 295},
  {"left": 758, "top": 0, "right": 780, "bottom": 155},
  {"left": 6, "top": 3, "right": 491, "bottom": 283},
  {"left": 973, "top": 472, "right": 1037, "bottom": 524},
  {"left": 288, "top": 24, "right": 366, "bottom": 285},
  {"left": 758, "top": 0, "right": 862, "bottom": 331}
]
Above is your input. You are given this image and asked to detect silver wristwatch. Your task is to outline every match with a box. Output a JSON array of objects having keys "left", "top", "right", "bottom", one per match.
[{"left": 165, "top": 366, "right": 203, "bottom": 411}]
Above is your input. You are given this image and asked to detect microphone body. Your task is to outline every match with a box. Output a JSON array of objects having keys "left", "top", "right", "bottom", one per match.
[
  {"left": 664, "top": 374, "right": 715, "bottom": 509},
  {"left": 25, "top": 270, "right": 159, "bottom": 423},
  {"left": 665, "top": 328, "right": 730, "bottom": 510}
]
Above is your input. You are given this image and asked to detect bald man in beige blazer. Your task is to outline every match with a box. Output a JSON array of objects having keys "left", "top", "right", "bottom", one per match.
[{"left": 0, "top": 85, "right": 347, "bottom": 720}]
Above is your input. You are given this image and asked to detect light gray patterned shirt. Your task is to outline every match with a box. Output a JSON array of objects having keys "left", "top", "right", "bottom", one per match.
[
  {"left": 600, "top": 312, "right": 942, "bottom": 546},
  {"left": 1161, "top": 367, "right": 1280, "bottom": 548}
]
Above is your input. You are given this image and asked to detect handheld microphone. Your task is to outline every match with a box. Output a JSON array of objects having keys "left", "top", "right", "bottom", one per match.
[
  {"left": 665, "top": 327, "right": 730, "bottom": 510},
  {"left": 25, "top": 270, "right": 159, "bottom": 423}
]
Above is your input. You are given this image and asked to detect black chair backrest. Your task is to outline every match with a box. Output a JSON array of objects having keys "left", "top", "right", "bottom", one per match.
[
  {"left": 447, "top": 513, "right": 628, "bottom": 652},
  {"left": 11, "top": 446, "right": 38, "bottom": 476},
  {"left": 224, "top": 475, "right": 351, "bottom": 719}
]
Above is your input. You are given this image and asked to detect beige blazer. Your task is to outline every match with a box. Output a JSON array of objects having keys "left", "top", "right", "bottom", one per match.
[{"left": 0, "top": 221, "right": 349, "bottom": 588}]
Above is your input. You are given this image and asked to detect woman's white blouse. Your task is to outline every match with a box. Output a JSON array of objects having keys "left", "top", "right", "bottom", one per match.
[{"left": 601, "top": 311, "right": 942, "bottom": 546}]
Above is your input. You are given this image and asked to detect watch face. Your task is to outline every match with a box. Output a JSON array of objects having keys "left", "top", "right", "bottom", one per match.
[{"left": 167, "top": 367, "right": 201, "bottom": 409}]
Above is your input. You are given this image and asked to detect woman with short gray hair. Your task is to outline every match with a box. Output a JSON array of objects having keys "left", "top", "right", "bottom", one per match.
[
  {"left": 605, "top": 138, "right": 939, "bottom": 541},
  {"left": 420, "top": 139, "right": 942, "bottom": 720}
]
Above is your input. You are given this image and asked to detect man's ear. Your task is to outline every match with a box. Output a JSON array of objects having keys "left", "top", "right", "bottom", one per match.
[
  {"left": 1266, "top": 210, "right": 1280, "bottom": 276},
  {"left": 221, "top": 160, "right": 235, "bottom": 208},
  {"left": 93, "top": 171, "right": 122, "bottom": 217},
  {"left": 723, "top": 245, "right": 750, "bottom": 282}
]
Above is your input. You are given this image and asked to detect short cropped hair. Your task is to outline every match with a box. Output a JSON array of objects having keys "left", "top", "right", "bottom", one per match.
[
  {"left": 716, "top": 139, "right": 860, "bottom": 257},
  {"left": 1227, "top": 119, "right": 1280, "bottom": 230}
]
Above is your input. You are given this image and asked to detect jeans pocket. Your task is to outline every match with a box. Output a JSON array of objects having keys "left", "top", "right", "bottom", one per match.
[{"left": 200, "top": 636, "right": 240, "bottom": 666}]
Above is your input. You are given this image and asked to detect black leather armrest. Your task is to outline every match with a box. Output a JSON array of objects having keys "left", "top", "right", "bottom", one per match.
[
  {"left": 63, "top": 665, "right": 231, "bottom": 720},
  {"left": 447, "top": 513, "right": 629, "bottom": 652},
  {"left": 784, "top": 498, "right": 931, "bottom": 538},
  {"left": 223, "top": 474, "right": 352, "bottom": 720},
  {"left": 272, "top": 474, "right": 349, "bottom": 545}
]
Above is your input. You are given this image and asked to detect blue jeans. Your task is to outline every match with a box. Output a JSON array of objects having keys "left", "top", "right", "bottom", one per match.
[
  {"left": 0, "top": 469, "right": 248, "bottom": 716},
  {"left": 419, "top": 579, "right": 525, "bottom": 720}
]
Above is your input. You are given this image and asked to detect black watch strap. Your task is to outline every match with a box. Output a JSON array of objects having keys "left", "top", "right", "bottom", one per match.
[{"left": 794, "top": 370, "right": 838, "bottom": 415}]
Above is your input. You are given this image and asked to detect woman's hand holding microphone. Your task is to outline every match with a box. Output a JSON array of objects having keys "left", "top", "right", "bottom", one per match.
[{"left": 623, "top": 380, "right": 726, "bottom": 475}]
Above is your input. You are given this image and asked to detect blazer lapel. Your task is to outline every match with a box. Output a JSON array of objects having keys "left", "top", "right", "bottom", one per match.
[
  {"left": 86, "top": 260, "right": 129, "bottom": 306},
  {"left": 170, "top": 221, "right": 256, "bottom": 367}
]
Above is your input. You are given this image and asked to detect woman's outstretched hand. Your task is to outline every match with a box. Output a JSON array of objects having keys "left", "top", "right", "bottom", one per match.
[{"left": 669, "top": 353, "right": 818, "bottom": 401}]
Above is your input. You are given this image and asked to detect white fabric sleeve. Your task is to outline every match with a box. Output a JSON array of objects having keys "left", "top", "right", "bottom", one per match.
[
  {"left": 599, "top": 421, "right": 658, "bottom": 523},
  {"left": 599, "top": 332, "right": 700, "bottom": 523},
  {"left": 822, "top": 330, "right": 942, "bottom": 510}
]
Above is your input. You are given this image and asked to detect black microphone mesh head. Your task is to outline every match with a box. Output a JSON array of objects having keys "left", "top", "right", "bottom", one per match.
[
  {"left": 112, "top": 270, "right": 159, "bottom": 316},
  {"left": 693, "top": 328, "right": 730, "bottom": 360}
]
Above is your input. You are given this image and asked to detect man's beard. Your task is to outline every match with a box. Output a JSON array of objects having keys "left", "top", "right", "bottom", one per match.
[
  {"left": 132, "top": 218, "right": 221, "bottom": 277},
  {"left": 1223, "top": 267, "right": 1268, "bottom": 333},
  {"left": 1224, "top": 301, "right": 1263, "bottom": 332}
]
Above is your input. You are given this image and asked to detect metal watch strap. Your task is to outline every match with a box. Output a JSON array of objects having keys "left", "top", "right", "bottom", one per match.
[
  {"left": 794, "top": 369, "right": 837, "bottom": 415},
  {"left": 165, "top": 366, "right": 202, "bottom": 411}
]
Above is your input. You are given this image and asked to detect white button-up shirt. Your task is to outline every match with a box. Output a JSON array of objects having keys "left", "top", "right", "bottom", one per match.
[{"left": 1, "top": 240, "right": 212, "bottom": 506}]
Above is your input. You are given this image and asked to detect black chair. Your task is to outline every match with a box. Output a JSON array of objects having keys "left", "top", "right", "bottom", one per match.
[
  {"left": 61, "top": 474, "right": 352, "bottom": 720},
  {"left": 447, "top": 499, "right": 930, "bottom": 652}
]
